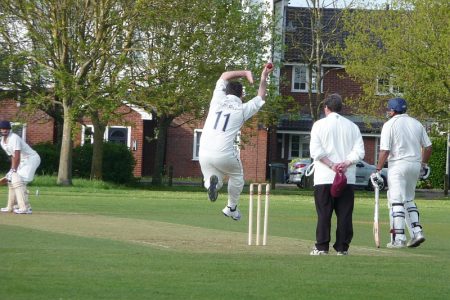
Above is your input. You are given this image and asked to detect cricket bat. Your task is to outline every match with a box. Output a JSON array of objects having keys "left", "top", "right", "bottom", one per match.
[{"left": 373, "top": 183, "right": 380, "bottom": 248}]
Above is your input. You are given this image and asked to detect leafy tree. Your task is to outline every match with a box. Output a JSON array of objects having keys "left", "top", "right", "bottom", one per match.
[
  {"left": 128, "top": 0, "right": 275, "bottom": 185},
  {"left": 0, "top": 0, "right": 141, "bottom": 184},
  {"left": 339, "top": 0, "right": 450, "bottom": 123}
]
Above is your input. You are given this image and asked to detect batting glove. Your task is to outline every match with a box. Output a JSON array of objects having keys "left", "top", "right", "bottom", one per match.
[
  {"left": 5, "top": 168, "right": 16, "bottom": 182},
  {"left": 419, "top": 164, "right": 430, "bottom": 180},
  {"left": 370, "top": 172, "right": 383, "bottom": 189}
]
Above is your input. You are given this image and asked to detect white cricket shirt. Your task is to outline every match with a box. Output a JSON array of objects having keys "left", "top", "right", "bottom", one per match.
[
  {"left": 310, "top": 112, "right": 365, "bottom": 184},
  {"left": 199, "top": 79, "right": 265, "bottom": 156},
  {"left": 379, "top": 114, "right": 432, "bottom": 163}
]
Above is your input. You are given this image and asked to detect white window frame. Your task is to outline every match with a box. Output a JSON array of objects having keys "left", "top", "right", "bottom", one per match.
[
  {"left": 193, "top": 129, "right": 202, "bottom": 160},
  {"left": 376, "top": 76, "right": 403, "bottom": 96},
  {"left": 11, "top": 122, "right": 27, "bottom": 142},
  {"left": 291, "top": 65, "right": 321, "bottom": 93},
  {"left": 81, "top": 125, "right": 94, "bottom": 145},
  {"left": 288, "top": 134, "right": 310, "bottom": 160},
  {"left": 81, "top": 125, "right": 131, "bottom": 148},
  {"left": 106, "top": 126, "right": 131, "bottom": 148}
]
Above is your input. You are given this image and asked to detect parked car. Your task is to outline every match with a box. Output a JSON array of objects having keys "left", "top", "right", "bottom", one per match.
[
  {"left": 287, "top": 158, "right": 313, "bottom": 188},
  {"left": 288, "top": 159, "right": 388, "bottom": 190}
]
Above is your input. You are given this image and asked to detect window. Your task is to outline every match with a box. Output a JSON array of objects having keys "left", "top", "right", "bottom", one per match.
[
  {"left": 292, "top": 65, "right": 319, "bottom": 93},
  {"left": 376, "top": 76, "right": 403, "bottom": 96},
  {"left": 11, "top": 123, "right": 26, "bottom": 141},
  {"left": 192, "top": 129, "right": 241, "bottom": 160},
  {"left": 193, "top": 129, "right": 202, "bottom": 160},
  {"left": 81, "top": 125, "right": 131, "bottom": 147},
  {"left": 82, "top": 125, "right": 94, "bottom": 144},
  {"left": 107, "top": 127, "right": 128, "bottom": 145},
  {"left": 288, "top": 134, "right": 310, "bottom": 159}
]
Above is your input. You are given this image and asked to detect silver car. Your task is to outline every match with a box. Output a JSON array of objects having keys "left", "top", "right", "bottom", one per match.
[
  {"left": 287, "top": 158, "right": 313, "bottom": 188},
  {"left": 288, "top": 159, "right": 388, "bottom": 190}
]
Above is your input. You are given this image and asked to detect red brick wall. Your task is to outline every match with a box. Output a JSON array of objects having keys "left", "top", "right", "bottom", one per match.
[
  {"left": 240, "top": 126, "right": 268, "bottom": 182},
  {"left": 166, "top": 116, "right": 268, "bottom": 182},
  {"left": 77, "top": 105, "right": 146, "bottom": 178},
  {"left": 279, "top": 66, "right": 362, "bottom": 115},
  {"left": 363, "top": 137, "right": 378, "bottom": 165},
  {"left": 0, "top": 98, "right": 54, "bottom": 145},
  {"left": 166, "top": 117, "right": 203, "bottom": 179}
]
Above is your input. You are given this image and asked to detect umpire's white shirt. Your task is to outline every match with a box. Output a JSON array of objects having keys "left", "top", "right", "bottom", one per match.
[
  {"left": 310, "top": 112, "right": 365, "bottom": 185},
  {"left": 379, "top": 114, "right": 432, "bottom": 163},
  {"left": 199, "top": 79, "right": 264, "bottom": 156}
]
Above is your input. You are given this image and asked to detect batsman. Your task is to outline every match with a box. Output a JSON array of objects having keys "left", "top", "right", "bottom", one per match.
[
  {"left": 372, "top": 98, "right": 432, "bottom": 248},
  {"left": 0, "top": 121, "right": 41, "bottom": 214}
]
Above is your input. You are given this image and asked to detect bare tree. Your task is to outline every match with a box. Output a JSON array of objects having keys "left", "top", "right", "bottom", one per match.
[{"left": 284, "top": 0, "right": 352, "bottom": 120}]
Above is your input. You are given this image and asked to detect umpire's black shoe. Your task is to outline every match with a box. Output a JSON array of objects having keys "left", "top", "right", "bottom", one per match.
[{"left": 208, "top": 175, "right": 219, "bottom": 202}]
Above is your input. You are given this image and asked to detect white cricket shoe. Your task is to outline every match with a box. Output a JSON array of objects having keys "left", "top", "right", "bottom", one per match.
[
  {"left": 14, "top": 208, "right": 32, "bottom": 215},
  {"left": 407, "top": 231, "right": 426, "bottom": 248},
  {"left": 1, "top": 207, "right": 11, "bottom": 213},
  {"left": 337, "top": 251, "right": 349, "bottom": 256},
  {"left": 310, "top": 247, "right": 329, "bottom": 255},
  {"left": 222, "top": 205, "right": 241, "bottom": 221},
  {"left": 386, "top": 240, "right": 406, "bottom": 249}
]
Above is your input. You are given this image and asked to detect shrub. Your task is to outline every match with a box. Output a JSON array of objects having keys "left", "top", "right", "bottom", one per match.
[
  {"left": 0, "top": 149, "right": 9, "bottom": 172},
  {"left": 425, "top": 136, "right": 446, "bottom": 189},
  {"left": 33, "top": 143, "right": 60, "bottom": 176},
  {"left": 73, "top": 142, "right": 136, "bottom": 184}
]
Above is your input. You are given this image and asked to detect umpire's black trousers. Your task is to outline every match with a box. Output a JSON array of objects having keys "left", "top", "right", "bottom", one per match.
[{"left": 313, "top": 184, "right": 355, "bottom": 252}]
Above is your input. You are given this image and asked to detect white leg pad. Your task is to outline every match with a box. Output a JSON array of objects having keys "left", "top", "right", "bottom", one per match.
[
  {"left": 404, "top": 200, "right": 422, "bottom": 235},
  {"left": 11, "top": 173, "right": 30, "bottom": 211},
  {"left": 6, "top": 183, "right": 17, "bottom": 211},
  {"left": 391, "top": 203, "right": 406, "bottom": 241}
]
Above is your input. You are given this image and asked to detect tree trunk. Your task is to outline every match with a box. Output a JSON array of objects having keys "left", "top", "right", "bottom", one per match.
[
  {"left": 90, "top": 113, "right": 106, "bottom": 180},
  {"left": 151, "top": 115, "right": 173, "bottom": 185},
  {"left": 57, "top": 101, "right": 73, "bottom": 185}
]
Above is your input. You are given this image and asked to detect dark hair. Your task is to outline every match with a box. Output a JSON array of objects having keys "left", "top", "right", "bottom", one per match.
[
  {"left": 225, "top": 81, "right": 243, "bottom": 98},
  {"left": 324, "top": 94, "right": 342, "bottom": 112}
]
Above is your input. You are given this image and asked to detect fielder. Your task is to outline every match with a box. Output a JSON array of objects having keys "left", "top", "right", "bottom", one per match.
[
  {"left": 0, "top": 121, "right": 41, "bottom": 214},
  {"left": 373, "top": 98, "right": 432, "bottom": 248},
  {"left": 199, "top": 64, "right": 273, "bottom": 220}
]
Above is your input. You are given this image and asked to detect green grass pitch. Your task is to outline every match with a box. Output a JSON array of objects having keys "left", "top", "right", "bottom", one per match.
[{"left": 1, "top": 178, "right": 449, "bottom": 299}]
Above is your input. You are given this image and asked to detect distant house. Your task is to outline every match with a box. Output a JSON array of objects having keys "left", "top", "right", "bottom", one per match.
[{"left": 267, "top": 4, "right": 384, "bottom": 169}]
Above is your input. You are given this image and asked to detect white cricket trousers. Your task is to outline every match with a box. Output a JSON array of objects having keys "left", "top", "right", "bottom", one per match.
[
  {"left": 387, "top": 160, "right": 421, "bottom": 240},
  {"left": 199, "top": 152, "right": 244, "bottom": 208},
  {"left": 387, "top": 160, "right": 421, "bottom": 206},
  {"left": 18, "top": 153, "right": 41, "bottom": 183}
]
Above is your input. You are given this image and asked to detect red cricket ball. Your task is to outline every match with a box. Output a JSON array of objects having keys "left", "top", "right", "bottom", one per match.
[{"left": 266, "top": 62, "right": 273, "bottom": 69}]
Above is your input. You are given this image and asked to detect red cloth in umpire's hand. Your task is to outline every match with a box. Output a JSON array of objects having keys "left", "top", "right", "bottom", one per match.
[{"left": 331, "top": 170, "right": 347, "bottom": 198}]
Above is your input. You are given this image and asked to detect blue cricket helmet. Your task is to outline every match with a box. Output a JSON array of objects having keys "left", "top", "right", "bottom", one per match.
[
  {"left": 0, "top": 120, "right": 12, "bottom": 129},
  {"left": 387, "top": 97, "right": 407, "bottom": 113}
]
